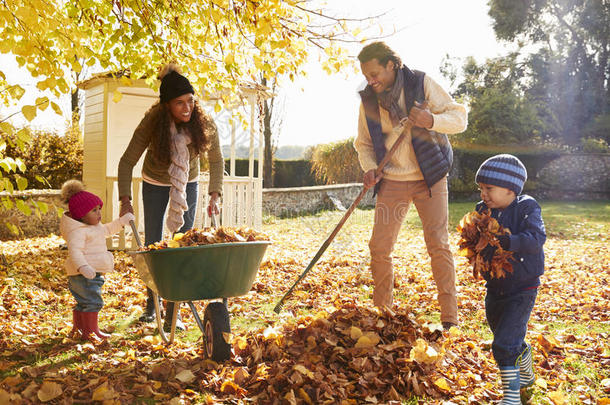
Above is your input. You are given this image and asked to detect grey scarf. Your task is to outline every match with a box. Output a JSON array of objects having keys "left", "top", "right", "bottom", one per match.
[{"left": 376, "top": 68, "right": 405, "bottom": 127}]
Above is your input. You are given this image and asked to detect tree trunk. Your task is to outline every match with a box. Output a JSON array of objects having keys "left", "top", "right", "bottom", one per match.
[
  {"left": 71, "top": 88, "right": 80, "bottom": 121},
  {"left": 260, "top": 76, "right": 275, "bottom": 188},
  {"left": 263, "top": 99, "right": 274, "bottom": 188}
]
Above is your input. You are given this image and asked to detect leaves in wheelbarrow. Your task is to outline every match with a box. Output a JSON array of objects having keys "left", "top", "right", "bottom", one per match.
[{"left": 144, "top": 226, "right": 270, "bottom": 250}]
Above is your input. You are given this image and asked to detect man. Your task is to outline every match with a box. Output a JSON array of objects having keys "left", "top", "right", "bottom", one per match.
[{"left": 354, "top": 42, "right": 467, "bottom": 329}]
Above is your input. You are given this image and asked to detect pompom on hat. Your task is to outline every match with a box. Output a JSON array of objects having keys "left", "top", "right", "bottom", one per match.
[
  {"left": 159, "top": 63, "right": 194, "bottom": 103},
  {"left": 475, "top": 154, "right": 528, "bottom": 195},
  {"left": 61, "top": 180, "right": 103, "bottom": 220}
]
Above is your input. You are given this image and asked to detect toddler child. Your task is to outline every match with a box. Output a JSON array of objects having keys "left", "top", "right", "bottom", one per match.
[
  {"left": 60, "top": 180, "right": 134, "bottom": 341},
  {"left": 474, "top": 154, "right": 546, "bottom": 404}
]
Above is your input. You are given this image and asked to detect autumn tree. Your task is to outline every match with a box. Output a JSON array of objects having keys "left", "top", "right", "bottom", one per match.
[
  {"left": 0, "top": 0, "right": 359, "bottom": 122},
  {"left": 0, "top": 0, "right": 366, "bottom": 230},
  {"left": 487, "top": 0, "right": 610, "bottom": 145},
  {"left": 259, "top": 75, "right": 283, "bottom": 188},
  {"left": 442, "top": 54, "right": 555, "bottom": 145}
]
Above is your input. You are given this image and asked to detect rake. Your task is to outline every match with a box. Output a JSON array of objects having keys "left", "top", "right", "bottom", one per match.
[{"left": 273, "top": 106, "right": 426, "bottom": 313}]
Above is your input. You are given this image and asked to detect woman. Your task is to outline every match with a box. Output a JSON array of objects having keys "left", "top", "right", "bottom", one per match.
[{"left": 118, "top": 64, "right": 223, "bottom": 331}]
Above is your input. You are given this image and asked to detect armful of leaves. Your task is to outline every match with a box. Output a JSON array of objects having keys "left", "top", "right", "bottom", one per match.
[{"left": 456, "top": 209, "right": 514, "bottom": 280}]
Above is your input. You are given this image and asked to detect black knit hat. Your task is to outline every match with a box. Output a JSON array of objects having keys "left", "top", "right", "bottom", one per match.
[
  {"left": 475, "top": 154, "right": 528, "bottom": 195},
  {"left": 159, "top": 70, "right": 194, "bottom": 103}
]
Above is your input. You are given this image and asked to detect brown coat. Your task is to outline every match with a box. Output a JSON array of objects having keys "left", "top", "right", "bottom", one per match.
[{"left": 117, "top": 103, "right": 223, "bottom": 198}]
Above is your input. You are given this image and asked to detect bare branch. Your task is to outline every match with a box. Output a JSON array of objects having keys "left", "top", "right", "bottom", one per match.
[
  {"left": 0, "top": 99, "right": 53, "bottom": 124},
  {"left": 292, "top": 3, "right": 388, "bottom": 23}
]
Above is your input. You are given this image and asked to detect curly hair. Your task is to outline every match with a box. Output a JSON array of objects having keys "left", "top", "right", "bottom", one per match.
[
  {"left": 357, "top": 41, "right": 402, "bottom": 70},
  {"left": 147, "top": 100, "right": 213, "bottom": 165}
]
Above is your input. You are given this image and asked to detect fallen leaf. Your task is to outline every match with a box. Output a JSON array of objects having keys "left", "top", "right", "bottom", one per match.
[
  {"left": 548, "top": 391, "right": 567, "bottom": 405},
  {"left": 37, "top": 381, "right": 62, "bottom": 402},
  {"left": 409, "top": 338, "right": 440, "bottom": 364},
  {"left": 434, "top": 377, "right": 450, "bottom": 391},
  {"left": 175, "top": 369, "right": 196, "bottom": 384},
  {"left": 92, "top": 382, "right": 117, "bottom": 401},
  {"left": 535, "top": 377, "right": 548, "bottom": 389},
  {"left": 349, "top": 326, "right": 363, "bottom": 340}
]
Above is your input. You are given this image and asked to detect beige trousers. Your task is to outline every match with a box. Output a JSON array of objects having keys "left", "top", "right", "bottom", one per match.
[{"left": 369, "top": 177, "right": 458, "bottom": 324}]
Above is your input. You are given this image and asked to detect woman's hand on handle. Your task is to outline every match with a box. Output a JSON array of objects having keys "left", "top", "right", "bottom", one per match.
[
  {"left": 207, "top": 192, "right": 220, "bottom": 217},
  {"left": 119, "top": 196, "right": 134, "bottom": 217}
]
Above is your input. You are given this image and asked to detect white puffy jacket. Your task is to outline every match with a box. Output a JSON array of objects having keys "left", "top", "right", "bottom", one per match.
[{"left": 59, "top": 214, "right": 125, "bottom": 276}]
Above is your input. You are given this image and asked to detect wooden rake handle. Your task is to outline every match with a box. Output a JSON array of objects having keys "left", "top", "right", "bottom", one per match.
[{"left": 273, "top": 102, "right": 427, "bottom": 313}]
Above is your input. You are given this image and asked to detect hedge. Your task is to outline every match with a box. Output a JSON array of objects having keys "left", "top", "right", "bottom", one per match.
[
  {"left": 449, "top": 147, "right": 562, "bottom": 195},
  {"left": 225, "top": 147, "right": 564, "bottom": 191},
  {"left": 224, "top": 159, "right": 322, "bottom": 188}
]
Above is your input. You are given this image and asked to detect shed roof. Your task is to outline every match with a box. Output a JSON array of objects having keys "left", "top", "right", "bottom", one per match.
[{"left": 77, "top": 71, "right": 273, "bottom": 100}]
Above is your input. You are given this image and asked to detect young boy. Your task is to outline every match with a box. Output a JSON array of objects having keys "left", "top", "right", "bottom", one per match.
[{"left": 474, "top": 154, "right": 546, "bottom": 404}]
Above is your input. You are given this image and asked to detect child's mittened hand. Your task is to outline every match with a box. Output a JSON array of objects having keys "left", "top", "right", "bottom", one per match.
[
  {"left": 497, "top": 235, "right": 510, "bottom": 250},
  {"left": 78, "top": 265, "right": 96, "bottom": 279},
  {"left": 481, "top": 245, "right": 497, "bottom": 263},
  {"left": 119, "top": 213, "right": 136, "bottom": 226}
]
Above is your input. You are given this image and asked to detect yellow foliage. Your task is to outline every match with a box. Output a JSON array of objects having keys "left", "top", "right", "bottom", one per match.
[{"left": 1, "top": 0, "right": 366, "bottom": 125}]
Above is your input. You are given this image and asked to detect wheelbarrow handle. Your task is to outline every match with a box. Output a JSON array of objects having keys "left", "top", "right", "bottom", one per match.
[{"left": 129, "top": 220, "right": 143, "bottom": 249}]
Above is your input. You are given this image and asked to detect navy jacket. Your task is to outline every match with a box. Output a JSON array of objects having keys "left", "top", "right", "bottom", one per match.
[
  {"left": 359, "top": 66, "right": 453, "bottom": 193},
  {"left": 476, "top": 195, "right": 546, "bottom": 296}
]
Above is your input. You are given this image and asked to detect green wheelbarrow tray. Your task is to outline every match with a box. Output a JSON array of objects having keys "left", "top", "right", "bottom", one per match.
[{"left": 131, "top": 241, "right": 271, "bottom": 302}]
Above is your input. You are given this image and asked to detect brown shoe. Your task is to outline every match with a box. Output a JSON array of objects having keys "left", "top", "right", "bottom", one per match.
[{"left": 442, "top": 322, "right": 457, "bottom": 331}]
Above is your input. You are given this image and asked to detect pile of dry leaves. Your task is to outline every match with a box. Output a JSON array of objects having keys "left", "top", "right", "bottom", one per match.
[{"left": 225, "top": 304, "right": 451, "bottom": 403}]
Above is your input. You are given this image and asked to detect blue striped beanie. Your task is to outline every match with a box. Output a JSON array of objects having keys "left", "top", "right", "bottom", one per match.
[{"left": 475, "top": 154, "right": 527, "bottom": 195}]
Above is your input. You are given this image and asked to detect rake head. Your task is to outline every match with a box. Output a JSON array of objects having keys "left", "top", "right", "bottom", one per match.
[{"left": 273, "top": 299, "right": 286, "bottom": 314}]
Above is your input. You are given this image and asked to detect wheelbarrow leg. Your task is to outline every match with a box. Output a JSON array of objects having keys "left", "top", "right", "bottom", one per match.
[
  {"left": 187, "top": 302, "right": 205, "bottom": 334},
  {"left": 153, "top": 292, "right": 178, "bottom": 344}
]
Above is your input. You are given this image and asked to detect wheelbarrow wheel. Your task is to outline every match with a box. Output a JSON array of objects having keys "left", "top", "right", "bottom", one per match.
[{"left": 203, "top": 302, "right": 231, "bottom": 362}]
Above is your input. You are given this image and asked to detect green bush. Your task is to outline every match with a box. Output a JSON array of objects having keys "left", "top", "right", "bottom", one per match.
[
  {"left": 581, "top": 138, "right": 610, "bottom": 153},
  {"left": 224, "top": 159, "right": 320, "bottom": 188},
  {"left": 458, "top": 88, "right": 549, "bottom": 145},
  {"left": 274, "top": 160, "right": 320, "bottom": 187},
  {"left": 310, "top": 138, "right": 361, "bottom": 184},
  {"left": 1, "top": 125, "right": 83, "bottom": 189},
  {"left": 583, "top": 113, "right": 610, "bottom": 143}
]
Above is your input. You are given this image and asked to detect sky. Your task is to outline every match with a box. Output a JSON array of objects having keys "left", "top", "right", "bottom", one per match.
[
  {"left": 0, "top": 0, "right": 511, "bottom": 148},
  {"left": 277, "top": 0, "right": 511, "bottom": 147}
]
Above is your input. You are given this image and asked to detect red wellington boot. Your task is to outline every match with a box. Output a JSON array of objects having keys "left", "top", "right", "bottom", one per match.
[
  {"left": 69, "top": 310, "right": 82, "bottom": 339},
  {"left": 76, "top": 312, "right": 101, "bottom": 343},
  {"left": 81, "top": 311, "right": 111, "bottom": 340}
]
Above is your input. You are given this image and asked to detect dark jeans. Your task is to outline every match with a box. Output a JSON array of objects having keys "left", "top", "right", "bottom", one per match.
[
  {"left": 69, "top": 274, "right": 105, "bottom": 312},
  {"left": 486, "top": 288, "right": 537, "bottom": 366},
  {"left": 142, "top": 181, "right": 199, "bottom": 245}
]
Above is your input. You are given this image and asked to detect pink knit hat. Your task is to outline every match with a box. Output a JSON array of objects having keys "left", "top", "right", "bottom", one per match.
[{"left": 69, "top": 191, "right": 103, "bottom": 219}]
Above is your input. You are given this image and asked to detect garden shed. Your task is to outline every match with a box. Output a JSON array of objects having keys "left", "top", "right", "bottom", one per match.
[{"left": 78, "top": 74, "right": 268, "bottom": 249}]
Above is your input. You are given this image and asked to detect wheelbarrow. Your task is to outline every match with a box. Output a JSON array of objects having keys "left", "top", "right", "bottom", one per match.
[{"left": 129, "top": 221, "right": 271, "bottom": 361}]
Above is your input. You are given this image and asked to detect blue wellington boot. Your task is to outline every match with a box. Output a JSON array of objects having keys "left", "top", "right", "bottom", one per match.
[
  {"left": 498, "top": 366, "right": 521, "bottom": 404},
  {"left": 519, "top": 344, "right": 535, "bottom": 388}
]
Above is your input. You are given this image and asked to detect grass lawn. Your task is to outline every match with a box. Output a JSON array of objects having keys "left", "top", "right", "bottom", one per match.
[{"left": 0, "top": 200, "right": 608, "bottom": 404}]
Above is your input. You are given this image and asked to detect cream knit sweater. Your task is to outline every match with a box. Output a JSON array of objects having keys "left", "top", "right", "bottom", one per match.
[{"left": 354, "top": 75, "right": 467, "bottom": 182}]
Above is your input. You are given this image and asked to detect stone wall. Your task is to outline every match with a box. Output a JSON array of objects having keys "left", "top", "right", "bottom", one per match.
[
  {"left": 536, "top": 153, "right": 610, "bottom": 200},
  {"left": 262, "top": 183, "right": 376, "bottom": 217},
  {"left": 0, "top": 190, "right": 63, "bottom": 240}
]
